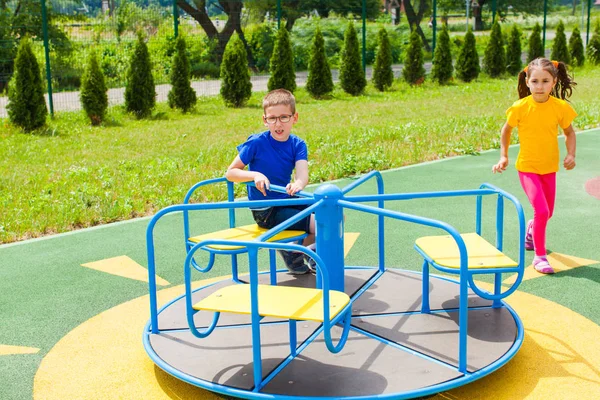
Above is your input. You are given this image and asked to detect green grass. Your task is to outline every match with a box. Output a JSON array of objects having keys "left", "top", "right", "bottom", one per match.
[{"left": 1, "top": 67, "right": 600, "bottom": 244}]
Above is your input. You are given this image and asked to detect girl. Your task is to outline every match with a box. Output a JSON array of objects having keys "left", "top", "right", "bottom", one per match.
[{"left": 492, "top": 58, "right": 577, "bottom": 274}]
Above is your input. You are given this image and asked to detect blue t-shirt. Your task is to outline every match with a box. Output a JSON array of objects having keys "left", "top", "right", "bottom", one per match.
[{"left": 237, "top": 131, "right": 308, "bottom": 202}]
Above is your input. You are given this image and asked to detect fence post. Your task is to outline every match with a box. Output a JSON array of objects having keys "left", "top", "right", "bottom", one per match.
[
  {"left": 432, "top": 0, "right": 437, "bottom": 56},
  {"left": 587, "top": 0, "right": 592, "bottom": 45},
  {"left": 172, "top": 0, "right": 179, "bottom": 37},
  {"left": 542, "top": 0, "right": 548, "bottom": 50},
  {"left": 277, "top": 0, "right": 281, "bottom": 29},
  {"left": 40, "top": 0, "right": 54, "bottom": 116},
  {"left": 362, "top": 0, "right": 366, "bottom": 73}
]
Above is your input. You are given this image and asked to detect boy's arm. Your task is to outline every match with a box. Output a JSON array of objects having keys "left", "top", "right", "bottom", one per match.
[
  {"left": 563, "top": 124, "right": 576, "bottom": 170},
  {"left": 286, "top": 160, "right": 309, "bottom": 196},
  {"left": 225, "top": 155, "right": 270, "bottom": 196},
  {"left": 492, "top": 123, "right": 513, "bottom": 173}
]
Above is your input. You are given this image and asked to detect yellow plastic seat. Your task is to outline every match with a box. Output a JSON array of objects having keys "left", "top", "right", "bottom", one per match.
[
  {"left": 415, "top": 232, "right": 517, "bottom": 269},
  {"left": 193, "top": 284, "right": 350, "bottom": 322},
  {"left": 188, "top": 224, "right": 306, "bottom": 250}
]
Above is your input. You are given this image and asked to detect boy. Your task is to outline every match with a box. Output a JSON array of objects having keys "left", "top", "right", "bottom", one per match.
[{"left": 225, "top": 89, "right": 316, "bottom": 274}]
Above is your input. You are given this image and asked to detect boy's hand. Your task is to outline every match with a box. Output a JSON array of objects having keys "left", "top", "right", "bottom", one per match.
[
  {"left": 492, "top": 157, "right": 509, "bottom": 173},
  {"left": 254, "top": 173, "right": 270, "bottom": 196},
  {"left": 563, "top": 154, "right": 576, "bottom": 170},
  {"left": 286, "top": 181, "right": 304, "bottom": 196}
]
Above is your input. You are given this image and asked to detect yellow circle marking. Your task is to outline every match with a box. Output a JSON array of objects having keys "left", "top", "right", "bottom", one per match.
[{"left": 34, "top": 279, "right": 600, "bottom": 400}]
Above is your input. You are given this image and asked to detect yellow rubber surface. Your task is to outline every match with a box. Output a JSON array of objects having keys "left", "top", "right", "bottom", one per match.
[{"left": 188, "top": 224, "right": 306, "bottom": 250}]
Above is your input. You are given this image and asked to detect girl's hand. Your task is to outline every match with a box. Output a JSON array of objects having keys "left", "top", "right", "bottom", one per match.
[
  {"left": 286, "top": 181, "right": 304, "bottom": 196},
  {"left": 563, "top": 154, "right": 576, "bottom": 170},
  {"left": 492, "top": 157, "right": 509, "bottom": 173},
  {"left": 254, "top": 173, "right": 270, "bottom": 196}
]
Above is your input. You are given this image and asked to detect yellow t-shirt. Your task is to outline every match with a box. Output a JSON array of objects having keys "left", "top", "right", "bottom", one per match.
[{"left": 506, "top": 95, "right": 577, "bottom": 174}]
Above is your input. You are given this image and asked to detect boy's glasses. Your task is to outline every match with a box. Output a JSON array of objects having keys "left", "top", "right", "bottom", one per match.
[{"left": 264, "top": 114, "right": 293, "bottom": 124}]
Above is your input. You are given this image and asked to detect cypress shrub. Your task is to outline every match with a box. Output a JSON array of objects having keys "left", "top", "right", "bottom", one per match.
[
  {"left": 7, "top": 37, "right": 47, "bottom": 131},
  {"left": 80, "top": 50, "right": 108, "bottom": 126},
  {"left": 431, "top": 24, "right": 453, "bottom": 85},
  {"left": 220, "top": 34, "right": 252, "bottom": 107},
  {"left": 268, "top": 27, "right": 296, "bottom": 93},
  {"left": 168, "top": 36, "right": 197, "bottom": 113},
  {"left": 340, "top": 22, "right": 366, "bottom": 96},
  {"left": 483, "top": 21, "right": 506, "bottom": 78},
  {"left": 372, "top": 27, "right": 394, "bottom": 91},
  {"left": 455, "top": 27, "right": 480, "bottom": 82},
  {"left": 402, "top": 27, "right": 425, "bottom": 85},
  {"left": 506, "top": 25, "right": 523, "bottom": 75},
  {"left": 527, "top": 23, "right": 544, "bottom": 63},
  {"left": 588, "top": 21, "right": 600, "bottom": 66},
  {"left": 124, "top": 32, "right": 155, "bottom": 119},
  {"left": 306, "top": 27, "right": 334, "bottom": 98},
  {"left": 568, "top": 26, "right": 585, "bottom": 67},
  {"left": 551, "top": 20, "right": 571, "bottom": 64}
]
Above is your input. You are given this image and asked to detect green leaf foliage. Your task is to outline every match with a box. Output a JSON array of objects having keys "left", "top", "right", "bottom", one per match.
[
  {"left": 340, "top": 22, "right": 366, "bottom": 96},
  {"left": 125, "top": 32, "right": 156, "bottom": 119},
  {"left": 372, "top": 28, "right": 394, "bottom": 91},
  {"left": 455, "top": 27, "right": 480, "bottom": 83},
  {"left": 551, "top": 20, "right": 571, "bottom": 64},
  {"left": 220, "top": 34, "right": 252, "bottom": 108},
  {"left": 484, "top": 21, "right": 506, "bottom": 78},
  {"left": 527, "top": 23, "right": 544, "bottom": 63},
  {"left": 248, "top": 23, "right": 275, "bottom": 73},
  {"left": 80, "top": 51, "right": 108, "bottom": 126},
  {"left": 587, "top": 21, "right": 600, "bottom": 66},
  {"left": 7, "top": 37, "right": 47, "bottom": 131},
  {"left": 506, "top": 25, "right": 523, "bottom": 76},
  {"left": 402, "top": 27, "right": 425, "bottom": 85},
  {"left": 306, "top": 27, "right": 334, "bottom": 98},
  {"left": 268, "top": 27, "right": 296, "bottom": 93},
  {"left": 569, "top": 26, "right": 585, "bottom": 67},
  {"left": 168, "top": 36, "right": 197, "bottom": 113},
  {"left": 431, "top": 24, "right": 453, "bottom": 85}
]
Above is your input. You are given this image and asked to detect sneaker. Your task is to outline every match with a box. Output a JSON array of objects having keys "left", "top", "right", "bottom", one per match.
[
  {"left": 525, "top": 219, "right": 534, "bottom": 251},
  {"left": 279, "top": 250, "right": 310, "bottom": 275},
  {"left": 533, "top": 256, "right": 554, "bottom": 274},
  {"left": 304, "top": 254, "right": 317, "bottom": 273}
]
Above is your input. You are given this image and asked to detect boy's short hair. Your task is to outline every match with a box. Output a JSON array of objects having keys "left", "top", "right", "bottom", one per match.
[{"left": 263, "top": 89, "right": 296, "bottom": 114}]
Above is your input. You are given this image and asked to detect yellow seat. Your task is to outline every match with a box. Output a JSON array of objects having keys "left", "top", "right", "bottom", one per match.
[
  {"left": 193, "top": 284, "right": 350, "bottom": 322},
  {"left": 188, "top": 224, "right": 306, "bottom": 250},
  {"left": 415, "top": 232, "right": 517, "bottom": 269}
]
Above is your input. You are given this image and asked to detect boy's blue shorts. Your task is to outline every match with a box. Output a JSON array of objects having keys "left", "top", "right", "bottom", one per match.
[{"left": 251, "top": 205, "right": 311, "bottom": 233}]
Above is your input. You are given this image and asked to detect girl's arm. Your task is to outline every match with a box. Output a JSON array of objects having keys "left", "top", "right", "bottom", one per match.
[
  {"left": 492, "top": 123, "right": 513, "bottom": 173},
  {"left": 225, "top": 155, "right": 270, "bottom": 196},
  {"left": 563, "top": 124, "right": 576, "bottom": 170},
  {"left": 286, "top": 160, "right": 309, "bottom": 196}
]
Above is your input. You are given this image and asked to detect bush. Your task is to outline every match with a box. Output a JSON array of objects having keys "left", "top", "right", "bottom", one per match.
[
  {"left": 306, "top": 27, "right": 334, "bottom": 98},
  {"left": 483, "top": 21, "right": 506, "bottom": 78},
  {"left": 7, "top": 37, "right": 47, "bottom": 131},
  {"left": 588, "top": 21, "right": 600, "bottom": 66},
  {"left": 168, "top": 36, "right": 197, "bottom": 113},
  {"left": 248, "top": 23, "right": 275, "bottom": 72},
  {"left": 80, "top": 50, "right": 108, "bottom": 125},
  {"left": 340, "top": 22, "right": 366, "bottom": 96},
  {"left": 569, "top": 26, "right": 585, "bottom": 67},
  {"left": 124, "top": 32, "right": 156, "bottom": 118},
  {"left": 268, "top": 27, "right": 296, "bottom": 93},
  {"left": 402, "top": 27, "right": 425, "bottom": 85},
  {"left": 220, "top": 34, "right": 252, "bottom": 107},
  {"left": 551, "top": 20, "right": 571, "bottom": 64},
  {"left": 527, "top": 23, "right": 544, "bottom": 63},
  {"left": 456, "top": 27, "right": 480, "bottom": 82},
  {"left": 431, "top": 24, "right": 453, "bottom": 85},
  {"left": 372, "top": 28, "right": 394, "bottom": 91},
  {"left": 506, "top": 25, "right": 522, "bottom": 75}
]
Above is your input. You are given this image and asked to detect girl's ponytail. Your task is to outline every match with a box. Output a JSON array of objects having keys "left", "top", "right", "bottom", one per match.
[
  {"left": 553, "top": 61, "right": 576, "bottom": 100},
  {"left": 517, "top": 70, "right": 529, "bottom": 99}
]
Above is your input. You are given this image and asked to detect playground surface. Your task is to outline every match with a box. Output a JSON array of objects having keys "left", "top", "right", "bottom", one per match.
[{"left": 0, "top": 129, "right": 599, "bottom": 400}]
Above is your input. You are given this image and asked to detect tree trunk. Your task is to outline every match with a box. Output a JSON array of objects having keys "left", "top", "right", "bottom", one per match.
[
  {"left": 572, "top": 0, "right": 576, "bottom": 16},
  {"left": 402, "top": 0, "right": 430, "bottom": 51},
  {"left": 473, "top": 0, "right": 488, "bottom": 31}
]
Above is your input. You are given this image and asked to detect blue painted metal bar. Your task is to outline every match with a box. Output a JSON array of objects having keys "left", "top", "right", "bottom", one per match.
[
  {"left": 344, "top": 188, "right": 498, "bottom": 203},
  {"left": 257, "top": 200, "right": 322, "bottom": 243},
  {"left": 269, "top": 250, "right": 277, "bottom": 285},
  {"left": 476, "top": 194, "right": 483, "bottom": 235},
  {"left": 496, "top": 194, "right": 504, "bottom": 251},
  {"left": 227, "top": 181, "right": 236, "bottom": 228},
  {"left": 314, "top": 185, "right": 345, "bottom": 292},
  {"left": 421, "top": 259, "right": 430, "bottom": 313},
  {"left": 248, "top": 247, "right": 263, "bottom": 390},
  {"left": 288, "top": 319, "right": 297, "bottom": 356}
]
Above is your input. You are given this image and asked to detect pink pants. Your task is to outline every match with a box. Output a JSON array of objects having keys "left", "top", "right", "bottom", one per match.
[{"left": 518, "top": 171, "right": 556, "bottom": 256}]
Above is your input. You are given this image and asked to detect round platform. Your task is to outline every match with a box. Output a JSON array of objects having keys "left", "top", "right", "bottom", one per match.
[{"left": 143, "top": 268, "right": 523, "bottom": 399}]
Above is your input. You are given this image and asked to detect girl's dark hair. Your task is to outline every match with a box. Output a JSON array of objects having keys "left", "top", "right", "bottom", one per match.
[{"left": 517, "top": 58, "right": 576, "bottom": 100}]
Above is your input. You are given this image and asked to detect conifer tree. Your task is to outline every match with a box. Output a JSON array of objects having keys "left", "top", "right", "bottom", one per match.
[
  {"left": 551, "top": 20, "right": 571, "bottom": 64},
  {"left": 372, "top": 27, "right": 394, "bottom": 91},
  {"left": 125, "top": 31, "right": 155, "bottom": 118},
  {"left": 587, "top": 20, "right": 600, "bottom": 66},
  {"left": 483, "top": 21, "right": 506, "bottom": 78},
  {"left": 568, "top": 26, "right": 585, "bottom": 67},
  {"left": 306, "top": 27, "right": 334, "bottom": 98},
  {"left": 455, "top": 27, "right": 480, "bottom": 82},
  {"left": 402, "top": 27, "right": 425, "bottom": 85},
  {"left": 506, "top": 25, "right": 523, "bottom": 76},
  {"left": 220, "top": 34, "right": 252, "bottom": 107},
  {"left": 431, "top": 24, "right": 453, "bottom": 85},
  {"left": 268, "top": 27, "right": 296, "bottom": 93},
  {"left": 527, "top": 23, "right": 544, "bottom": 63},
  {"left": 340, "top": 22, "right": 366, "bottom": 96},
  {"left": 80, "top": 50, "right": 108, "bottom": 125},
  {"left": 168, "top": 36, "right": 197, "bottom": 112},
  {"left": 7, "top": 37, "right": 47, "bottom": 131}
]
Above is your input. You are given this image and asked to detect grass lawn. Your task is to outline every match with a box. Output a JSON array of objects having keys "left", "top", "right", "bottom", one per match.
[{"left": 1, "top": 67, "right": 599, "bottom": 244}]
